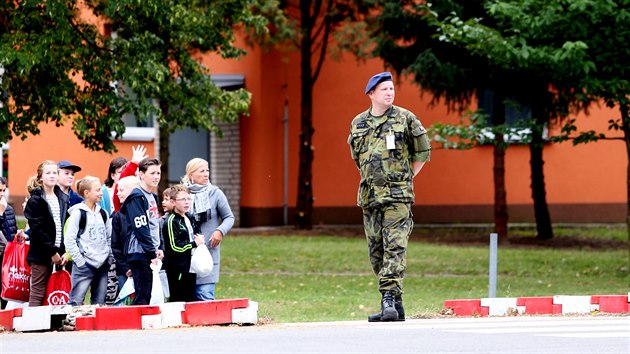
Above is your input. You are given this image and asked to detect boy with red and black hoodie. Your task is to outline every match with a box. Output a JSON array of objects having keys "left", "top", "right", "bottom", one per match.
[{"left": 120, "top": 158, "right": 163, "bottom": 305}]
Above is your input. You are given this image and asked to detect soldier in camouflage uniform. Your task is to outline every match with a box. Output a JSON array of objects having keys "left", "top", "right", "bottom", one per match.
[{"left": 348, "top": 72, "right": 431, "bottom": 322}]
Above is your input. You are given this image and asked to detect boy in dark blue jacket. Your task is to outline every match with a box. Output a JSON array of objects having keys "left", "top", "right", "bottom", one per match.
[{"left": 120, "top": 158, "right": 163, "bottom": 305}]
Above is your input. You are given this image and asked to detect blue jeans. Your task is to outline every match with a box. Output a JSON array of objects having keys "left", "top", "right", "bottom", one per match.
[
  {"left": 69, "top": 262, "right": 109, "bottom": 306},
  {"left": 195, "top": 283, "right": 216, "bottom": 300}
]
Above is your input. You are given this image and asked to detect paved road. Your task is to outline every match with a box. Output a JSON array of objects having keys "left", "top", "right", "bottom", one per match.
[{"left": 1, "top": 316, "right": 628, "bottom": 353}]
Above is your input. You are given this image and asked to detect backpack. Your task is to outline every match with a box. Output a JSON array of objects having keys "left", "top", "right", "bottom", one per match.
[
  {"left": 78, "top": 208, "right": 108, "bottom": 237},
  {"left": 75, "top": 208, "right": 108, "bottom": 255}
]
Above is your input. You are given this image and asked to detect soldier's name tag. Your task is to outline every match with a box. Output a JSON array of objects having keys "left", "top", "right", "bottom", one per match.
[{"left": 386, "top": 133, "right": 395, "bottom": 150}]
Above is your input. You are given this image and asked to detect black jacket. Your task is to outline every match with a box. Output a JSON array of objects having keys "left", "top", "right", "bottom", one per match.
[
  {"left": 110, "top": 211, "right": 129, "bottom": 276},
  {"left": 24, "top": 186, "right": 69, "bottom": 265},
  {"left": 0, "top": 204, "right": 18, "bottom": 241},
  {"left": 162, "top": 213, "right": 197, "bottom": 273}
]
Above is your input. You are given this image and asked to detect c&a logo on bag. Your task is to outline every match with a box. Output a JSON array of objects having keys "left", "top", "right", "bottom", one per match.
[
  {"left": 7, "top": 265, "right": 30, "bottom": 289},
  {"left": 47, "top": 290, "right": 69, "bottom": 305}
]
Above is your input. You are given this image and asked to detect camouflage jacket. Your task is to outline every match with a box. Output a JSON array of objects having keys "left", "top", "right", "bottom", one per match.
[{"left": 348, "top": 105, "right": 431, "bottom": 208}]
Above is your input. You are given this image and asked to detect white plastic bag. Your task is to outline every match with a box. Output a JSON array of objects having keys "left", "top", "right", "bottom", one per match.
[
  {"left": 159, "top": 269, "right": 170, "bottom": 300},
  {"left": 190, "top": 244, "right": 213, "bottom": 278},
  {"left": 150, "top": 260, "right": 165, "bottom": 305}
]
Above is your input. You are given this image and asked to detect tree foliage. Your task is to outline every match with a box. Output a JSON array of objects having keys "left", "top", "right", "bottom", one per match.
[
  {"left": 348, "top": 1, "right": 532, "bottom": 238},
  {"left": 438, "top": 0, "right": 630, "bottom": 143},
  {"left": 353, "top": 0, "right": 628, "bottom": 240},
  {"left": 277, "top": 0, "right": 367, "bottom": 229},
  {"left": 448, "top": 0, "right": 630, "bottom": 280},
  {"left": 1, "top": 0, "right": 123, "bottom": 151},
  {"left": 0, "top": 0, "right": 281, "bottom": 152}
]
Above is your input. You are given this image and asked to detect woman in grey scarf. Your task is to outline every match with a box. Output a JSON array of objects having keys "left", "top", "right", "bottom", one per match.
[{"left": 182, "top": 158, "right": 234, "bottom": 300}]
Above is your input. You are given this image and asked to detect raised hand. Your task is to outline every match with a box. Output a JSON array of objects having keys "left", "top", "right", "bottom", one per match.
[{"left": 131, "top": 145, "right": 149, "bottom": 164}]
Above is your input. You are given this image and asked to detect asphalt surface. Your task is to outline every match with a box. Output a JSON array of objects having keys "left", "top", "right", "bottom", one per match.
[{"left": 1, "top": 316, "right": 628, "bottom": 353}]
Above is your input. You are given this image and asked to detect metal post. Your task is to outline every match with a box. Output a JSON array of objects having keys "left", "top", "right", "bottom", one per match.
[
  {"left": 282, "top": 100, "right": 289, "bottom": 226},
  {"left": 489, "top": 233, "right": 498, "bottom": 298}
]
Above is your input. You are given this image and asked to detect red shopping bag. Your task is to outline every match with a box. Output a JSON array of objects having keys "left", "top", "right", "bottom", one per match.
[
  {"left": 1, "top": 240, "right": 31, "bottom": 302},
  {"left": 43, "top": 266, "right": 71, "bottom": 305}
]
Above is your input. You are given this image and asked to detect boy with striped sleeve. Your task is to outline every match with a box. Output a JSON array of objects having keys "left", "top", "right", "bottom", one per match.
[{"left": 162, "top": 185, "right": 204, "bottom": 302}]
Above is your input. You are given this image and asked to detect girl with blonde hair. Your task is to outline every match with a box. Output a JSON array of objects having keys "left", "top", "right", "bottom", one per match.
[
  {"left": 24, "top": 160, "right": 70, "bottom": 306},
  {"left": 182, "top": 158, "right": 234, "bottom": 300},
  {"left": 64, "top": 176, "right": 112, "bottom": 305}
]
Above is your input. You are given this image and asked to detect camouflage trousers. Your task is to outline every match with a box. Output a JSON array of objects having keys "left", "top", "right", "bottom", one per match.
[{"left": 362, "top": 202, "right": 413, "bottom": 295}]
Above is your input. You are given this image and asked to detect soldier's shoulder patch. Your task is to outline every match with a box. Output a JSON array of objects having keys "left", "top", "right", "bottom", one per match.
[{"left": 356, "top": 121, "right": 368, "bottom": 129}]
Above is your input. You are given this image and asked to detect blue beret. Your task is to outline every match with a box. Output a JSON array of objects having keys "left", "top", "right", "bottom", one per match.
[{"left": 365, "top": 71, "right": 393, "bottom": 94}]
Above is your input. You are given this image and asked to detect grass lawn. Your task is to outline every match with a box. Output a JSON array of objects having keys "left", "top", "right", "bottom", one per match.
[
  {"left": 217, "top": 226, "right": 629, "bottom": 323},
  {"left": 15, "top": 219, "right": 628, "bottom": 323}
]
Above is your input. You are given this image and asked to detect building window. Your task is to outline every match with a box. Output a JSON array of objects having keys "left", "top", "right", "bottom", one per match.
[
  {"left": 477, "top": 89, "right": 543, "bottom": 143},
  {"left": 109, "top": 30, "right": 156, "bottom": 142},
  {"left": 477, "top": 89, "right": 531, "bottom": 126},
  {"left": 109, "top": 79, "right": 158, "bottom": 141}
]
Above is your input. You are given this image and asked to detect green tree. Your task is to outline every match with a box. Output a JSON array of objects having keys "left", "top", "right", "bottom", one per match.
[
  {"left": 456, "top": 0, "right": 629, "bottom": 279},
  {"left": 345, "top": 1, "right": 517, "bottom": 239},
  {"left": 472, "top": 0, "right": 630, "bottom": 240},
  {"left": 1, "top": 0, "right": 277, "bottom": 194},
  {"left": 0, "top": 1, "right": 124, "bottom": 152},
  {"left": 352, "top": 0, "right": 597, "bottom": 240},
  {"left": 281, "top": 0, "right": 364, "bottom": 229},
  {"left": 95, "top": 0, "right": 274, "bottom": 193},
  {"left": 436, "top": 2, "right": 591, "bottom": 241}
]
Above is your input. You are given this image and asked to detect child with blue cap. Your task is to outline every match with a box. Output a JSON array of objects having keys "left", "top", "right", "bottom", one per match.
[{"left": 57, "top": 160, "right": 84, "bottom": 208}]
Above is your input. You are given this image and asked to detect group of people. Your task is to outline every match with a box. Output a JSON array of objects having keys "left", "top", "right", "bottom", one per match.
[
  {"left": 2, "top": 70, "right": 430, "bottom": 323},
  {"left": 1, "top": 145, "right": 234, "bottom": 308}
]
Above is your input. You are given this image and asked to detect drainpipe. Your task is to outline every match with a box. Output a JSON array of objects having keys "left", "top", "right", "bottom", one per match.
[{"left": 283, "top": 99, "right": 289, "bottom": 226}]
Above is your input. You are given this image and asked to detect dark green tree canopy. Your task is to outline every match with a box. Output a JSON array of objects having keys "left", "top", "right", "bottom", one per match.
[
  {"left": 437, "top": 0, "right": 629, "bottom": 142},
  {"left": 0, "top": 0, "right": 279, "bottom": 152}
]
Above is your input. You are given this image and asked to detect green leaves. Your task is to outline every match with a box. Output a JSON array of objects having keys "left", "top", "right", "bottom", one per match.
[
  {"left": 1, "top": 0, "right": 282, "bottom": 152},
  {"left": 430, "top": 110, "right": 536, "bottom": 150},
  {"left": 1, "top": 1, "right": 121, "bottom": 150},
  {"left": 369, "top": 0, "right": 630, "bottom": 152}
]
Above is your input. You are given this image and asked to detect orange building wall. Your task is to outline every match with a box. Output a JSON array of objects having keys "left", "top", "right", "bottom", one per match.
[
  {"left": 230, "top": 45, "right": 627, "bottom": 224},
  {"left": 6, "top": 36, "right": 627, "bottom": 225}
]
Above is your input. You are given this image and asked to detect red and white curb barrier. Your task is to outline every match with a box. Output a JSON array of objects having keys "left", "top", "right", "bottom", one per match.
[
  {"left": 0, "top": 298, "right": 257, "bottom": 332},
  {"left": 444, "top": 294, "right": 629, "bottom": 317}
]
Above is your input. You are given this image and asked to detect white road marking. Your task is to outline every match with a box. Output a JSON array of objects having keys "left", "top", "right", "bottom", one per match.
[
  {"left": 350, "top": 317, "right": 630, "bottom": 339},
  {"left": 539, "top": 332, "right": 630, "bottom": 338},
  {"left": 447, "top": 325, "right": 625, "bottom": 334}
]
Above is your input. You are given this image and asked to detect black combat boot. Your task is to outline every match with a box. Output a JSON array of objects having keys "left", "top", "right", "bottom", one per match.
[
  {"left": 394, "top": 294, "right": 405, "bottom": 320},
  {"left": 368, "top": 294, "right": 405, "bottom": 322},
  {"left": 367, "top": 291, "right": 398, "bottom": 322}
]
